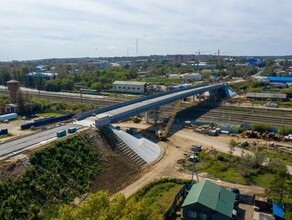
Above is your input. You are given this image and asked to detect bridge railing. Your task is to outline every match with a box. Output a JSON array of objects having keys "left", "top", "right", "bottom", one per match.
[
  {"left": 76, "top": 83, "right": 208, "bottom": 120},
  {"left": 109, "top": 83, "right": 226, "bottom": 124}
]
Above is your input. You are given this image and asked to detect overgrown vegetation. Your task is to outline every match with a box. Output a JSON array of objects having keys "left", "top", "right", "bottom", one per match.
[
  {"left": 182, "top": 148, "right": 292, "bottom": 210},
  {"left": 132, "top": 178, "right": 190, "bottom": 214},
  {"left": 250, "top": 146, "right": 292, "bottom": 166},
  {"left": 252, "top": 122, "right": 272, "bottom": 133},
  {"left": 54, "top": 178, "right": 189, "bottom": 220},
  {"left": 265, "top": 160, "right": 292, "bottom": 217},
  {"left": 281, "top": 125, "right": 292, "bottom": 135},
  {"left": 230, "top": 79, "right": 264, "bottom": 93},
  {"left": 183, "top": 149, "right": 271, "bottom": 186},
  {"left": 54, "top": 191, "right": 163, "bottom": 220},
  {"left": 0, "top": 136, "right": 100, "bottom": 219}
]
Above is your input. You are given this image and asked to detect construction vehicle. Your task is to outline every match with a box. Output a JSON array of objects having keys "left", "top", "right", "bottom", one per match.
[
  {"left": 156, "top": 100, "right": 182, "bottom": 141},
  {"left": 132, "top": 116, "right": 142, "bottom": 123}
]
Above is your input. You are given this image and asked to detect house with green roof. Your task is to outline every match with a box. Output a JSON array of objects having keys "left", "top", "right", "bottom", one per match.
[{"left": 181, "top": 180, "right": 236, "bottom": 220}]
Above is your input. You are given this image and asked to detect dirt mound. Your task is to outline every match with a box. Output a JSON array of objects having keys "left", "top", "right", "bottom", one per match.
[
  {"left": 0, "top": 155, "right": 30, "bottom": 181},
  {"left": 78, "top": 129, "right": 141, "bottom": 194}
]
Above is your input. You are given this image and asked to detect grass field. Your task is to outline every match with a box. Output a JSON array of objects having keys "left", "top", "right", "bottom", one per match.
[
  {"left": 183, "top": 150, "right": 275, "bottom": 186},
  {"left": 37, "top": 112, "right": 64, "bottom": 117},
  {"left": 0, "top": 133, "right": 13, "bottom": 139},
  {"left": 254, "top": 147, "right": 292, "bottom": 166},
  {"left": 133, "top": 178, "right": 189, "bottom": 214}
]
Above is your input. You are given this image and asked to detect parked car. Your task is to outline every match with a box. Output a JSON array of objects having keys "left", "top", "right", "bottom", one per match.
[{"left": 264, "top": 102, "right": 278, "bottom": 108}]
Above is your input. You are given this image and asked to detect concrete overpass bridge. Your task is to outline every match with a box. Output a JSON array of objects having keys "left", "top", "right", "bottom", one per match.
[{"left": 89, "top": 83, "right": 235, "bottom": 127}]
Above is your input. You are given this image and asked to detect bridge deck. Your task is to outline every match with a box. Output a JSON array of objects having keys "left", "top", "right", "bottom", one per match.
[{"left": 95, "top": 83, "right": 228, "bottom": 127}]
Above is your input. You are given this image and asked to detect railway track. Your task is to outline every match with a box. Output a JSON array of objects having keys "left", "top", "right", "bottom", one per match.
[
  {"left": 1, "top": 87, "right": 291, "bottom": 127},
  {"left": 159, "top": 103, "right": 292, "bottom": 127},
  {"left": 0, "top": 88, "right": 122, "bottom": 106}
]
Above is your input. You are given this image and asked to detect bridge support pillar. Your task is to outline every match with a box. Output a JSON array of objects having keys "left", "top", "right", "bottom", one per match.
[
  {"left": 144, "top": 111, "right": 149, "bottom": 123},
  {"left": 192, "top": 95, "right": 195, "bottom": 103},
  {"left": 199, "top": 94, "right": 202, "bottom": 102},
  {"left": 154, "top": 108, "right": 159, "bottom": 125}
]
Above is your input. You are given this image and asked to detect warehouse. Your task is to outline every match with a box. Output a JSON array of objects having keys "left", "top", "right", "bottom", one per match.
[
  {"left": 246, "top": 92, "right": 288, "bottom": 101},
  {"left": 112, "top": 81, "right": 146, "bottom": 94}
]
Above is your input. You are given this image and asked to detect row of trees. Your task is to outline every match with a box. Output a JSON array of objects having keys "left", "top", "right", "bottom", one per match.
[{"left": 54, "top": 191, "right": 163, "bottom": 220}]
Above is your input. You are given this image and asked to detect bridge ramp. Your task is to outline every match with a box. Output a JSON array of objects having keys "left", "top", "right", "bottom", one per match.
[{"left": 111, "top": 127, "right": 161, "bottom": 164}]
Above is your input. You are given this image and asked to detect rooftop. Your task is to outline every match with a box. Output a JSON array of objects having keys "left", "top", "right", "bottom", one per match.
[
  {"left": 247, "top": 92, "right": 287, "bottom": 99},
  {"left": 272, "top": 203, "right": 284, "bottom": 219},
  {"left": 113, "top": 81, "right": 146, "bottom": 86},
  {"left": 7, "top": 79, "right": 19, "bottom": 83},
  {"left": 182, "top": 180, "right": 235, "bottom": 218}
]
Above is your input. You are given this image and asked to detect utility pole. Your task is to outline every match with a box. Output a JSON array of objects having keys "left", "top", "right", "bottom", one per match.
[{"left": 191, "top": 152, "right": 199, "bottom": 184}]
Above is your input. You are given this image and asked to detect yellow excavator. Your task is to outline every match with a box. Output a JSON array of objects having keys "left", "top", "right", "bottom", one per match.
[{"left": 157, "top": 100, "right": 182, "bottom": 141}]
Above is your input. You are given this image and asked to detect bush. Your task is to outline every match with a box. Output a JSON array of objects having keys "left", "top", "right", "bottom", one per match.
[
  {"left": 253, "top": 122, "right": 271, "bottom": 133},
  {"left": 216, "top": 153, "right": 225, "bottom": 161},
  {"left": 281, "top": 126, "right": 292, "bottom": 135}
]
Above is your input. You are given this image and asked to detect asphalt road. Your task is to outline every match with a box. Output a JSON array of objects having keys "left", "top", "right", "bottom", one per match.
[{"left": 0, "top": 124, "right": 83, "bottom": 157}]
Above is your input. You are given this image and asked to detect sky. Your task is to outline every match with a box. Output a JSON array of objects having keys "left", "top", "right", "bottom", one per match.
[{"left": 0, "top": 0, "right": 292, "bottom": 61}]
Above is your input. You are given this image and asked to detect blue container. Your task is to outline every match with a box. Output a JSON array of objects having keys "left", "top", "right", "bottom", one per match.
[
  {"left": 68, "top": 127, "right": 77, "bottom": 134},
  {"left": 56, "top": 130, "right": 67, "bottom": 138},
  {"left": 0, "top": 129, "right": 8, "bottom": 135}
]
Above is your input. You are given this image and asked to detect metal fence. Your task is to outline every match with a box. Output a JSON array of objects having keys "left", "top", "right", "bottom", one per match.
[
  {"left": 164, "top": 183, "right": 192, "bottom": 219},
  {"left": 21, "top": 114, "right": 75, "bottom": 130}
]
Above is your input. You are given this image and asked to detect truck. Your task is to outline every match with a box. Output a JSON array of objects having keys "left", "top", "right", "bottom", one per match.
[
  {"left": 0, "top": 113, "right": 17, "bottom": 122},
  {"left": 68, "top": 127, "right": 77, "bottom": 134},
  {"left": 56, "top": 129, "right": 67, "bottom": 138}
]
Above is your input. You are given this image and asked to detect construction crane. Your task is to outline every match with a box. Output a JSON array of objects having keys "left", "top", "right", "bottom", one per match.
[
  {"left": 156, "top": 100, "right": 182, "bottom": 141},
  {"left": 214, "top": 49, "right": 231, "bottom": 67},
  {"left": 195, "top": 50, "right": 211, "bottom": 56}
]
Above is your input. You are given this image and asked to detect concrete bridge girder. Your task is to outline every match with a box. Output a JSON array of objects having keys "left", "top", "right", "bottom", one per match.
[{"left": 94, "top": 84, "right": 235, "bottom": 127}]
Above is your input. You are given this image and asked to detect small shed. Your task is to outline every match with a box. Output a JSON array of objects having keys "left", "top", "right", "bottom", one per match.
[
  {"left": 254, "top": 196, "right": 269, "bottom": 211},
  {"left": 246, "top": 92, "right": 288, "bottom": 101},
  {"left": 181, "top": 180, "right": 236, "bottom": 220}
]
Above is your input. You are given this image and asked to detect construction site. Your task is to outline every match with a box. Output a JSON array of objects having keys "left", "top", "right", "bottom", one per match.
[{"left": 0, "top": 82, "right": 291, "bottom": 219}]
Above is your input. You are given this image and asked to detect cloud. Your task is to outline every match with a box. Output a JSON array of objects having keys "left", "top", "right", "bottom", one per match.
[{"left": 0, "top": 0, "right": 291, "bottom": 60}]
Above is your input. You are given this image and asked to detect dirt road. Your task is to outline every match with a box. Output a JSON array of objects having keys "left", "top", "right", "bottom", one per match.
[{"left": 115, "top": 123, "right": 265, "bottom": 197}]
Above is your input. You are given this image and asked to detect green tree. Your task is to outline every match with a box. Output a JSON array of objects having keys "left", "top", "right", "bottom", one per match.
[
  {"left": 54, "top": 191, "right": 163, "bottom": 220},
  {"left": 266, "top": 160, "right": 291, "bottom": 204},
  {"left": 253, "top": 122, "right": 271, "bottom": 133},
  {"left": 16, "top": 90, "right": 26, "bottom": 115},
  {"left": 228, "top": 139, "right": 237, "bottom": 155}
]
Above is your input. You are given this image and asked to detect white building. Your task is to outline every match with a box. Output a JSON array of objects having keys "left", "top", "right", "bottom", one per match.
[
  {"left": 113, "top": 81, "right": 146, "bottom": 94},
  {"left": 169, "top": 73, "right": 202, "bottom": 81}
]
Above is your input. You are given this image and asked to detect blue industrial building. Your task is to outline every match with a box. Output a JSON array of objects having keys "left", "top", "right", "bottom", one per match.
[
  {"left": 267, "top": 76, "right": 292, "bottom": 83},
  {"left": 26, "top": 72, "right": 56, "bottom": 79}
]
